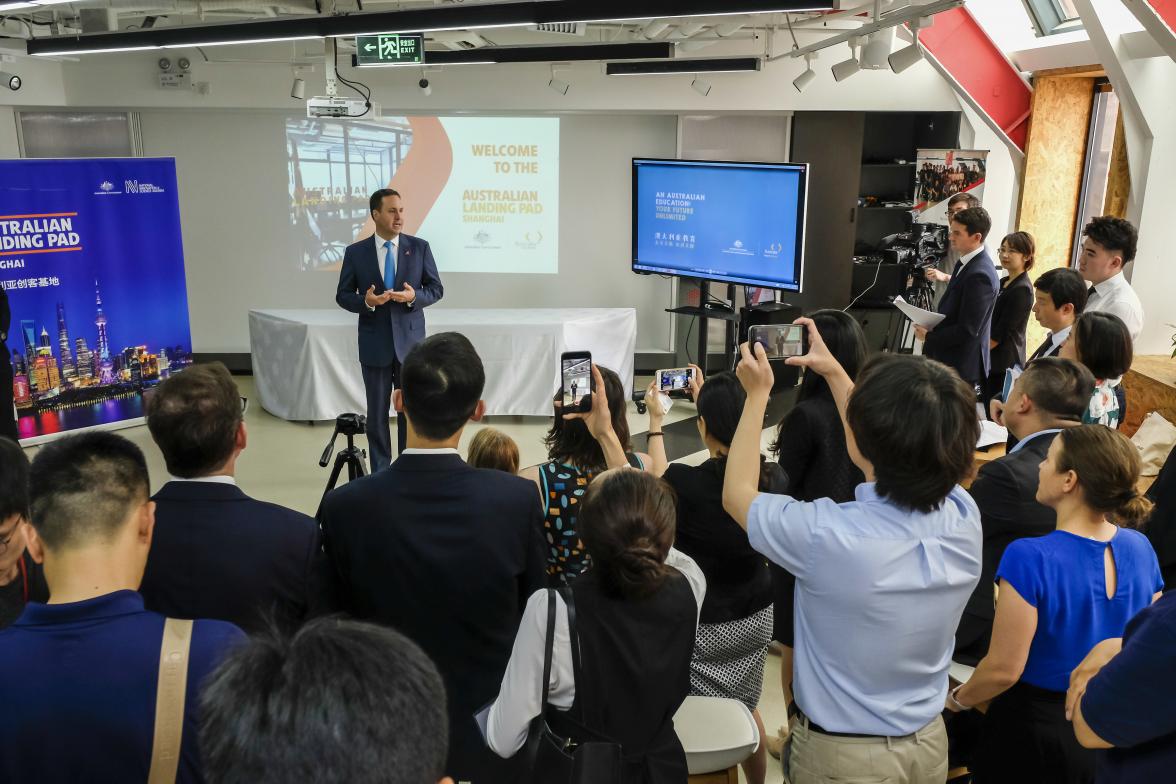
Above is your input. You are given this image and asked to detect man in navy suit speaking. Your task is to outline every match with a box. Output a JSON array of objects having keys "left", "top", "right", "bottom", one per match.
[
  {"left": 915, "top": 206, "right": 999, "bottom": 393},
  {"left": 336, "top": 189, "right": 443, "bottom": 472}
]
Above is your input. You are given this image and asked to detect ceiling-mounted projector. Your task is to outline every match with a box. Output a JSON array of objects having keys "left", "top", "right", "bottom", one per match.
[{"left": 306, "top": 96, "right": 371, "bottom": 118}]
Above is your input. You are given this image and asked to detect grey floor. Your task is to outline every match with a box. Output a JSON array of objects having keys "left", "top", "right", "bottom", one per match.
[{"left": 19, "top": 374, "right": 790, "bottom": 783}]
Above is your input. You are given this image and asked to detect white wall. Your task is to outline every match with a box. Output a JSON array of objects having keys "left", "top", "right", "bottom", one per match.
[{"left": 139, "top": 110, "right": 677, "bottom": 354}]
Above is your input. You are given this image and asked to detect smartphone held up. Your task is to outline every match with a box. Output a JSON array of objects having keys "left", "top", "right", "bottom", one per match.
[{"left": 561, "top": 351, "right": 593, "bottom": 413}]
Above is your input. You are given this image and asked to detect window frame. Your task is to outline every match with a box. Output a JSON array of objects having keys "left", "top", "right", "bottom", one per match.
[{"left": 1023, "top": 0, "right": 1084, "bottom": 36}]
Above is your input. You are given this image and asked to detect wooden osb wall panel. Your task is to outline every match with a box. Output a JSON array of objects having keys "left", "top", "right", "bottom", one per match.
[
  {"left": 1103, "top": 109, "right": 1130, "bottom": 218},
  {"left": 1017, "top": 76, "right": 1095, "bottom": 351}
]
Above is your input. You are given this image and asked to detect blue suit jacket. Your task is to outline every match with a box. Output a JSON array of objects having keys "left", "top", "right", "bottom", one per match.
[
  {"left": 925, "top": 248, "right": 999, "bottom": 386},
  {"left": 335, "top": 233, "right": 443, "bottom": 367}
]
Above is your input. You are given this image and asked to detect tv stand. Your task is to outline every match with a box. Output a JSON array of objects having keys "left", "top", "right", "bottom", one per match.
[{"left": 666, "top": 280, "right": 738, "bottom": 376}]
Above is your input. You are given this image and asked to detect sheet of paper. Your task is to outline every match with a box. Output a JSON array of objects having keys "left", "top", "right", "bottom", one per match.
[
  {"left": 894, "top": 296, "right": 946, "bottom": 329},
  {"left": 977, "top": 419, "right": 1009, "bottom": 449}
]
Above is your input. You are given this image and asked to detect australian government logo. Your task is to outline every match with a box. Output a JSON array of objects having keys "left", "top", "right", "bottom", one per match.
[
  {"left": 466, "top": 229, "right": 500, "bottom": 250},
  {"left": 94, "top": 180, "right": 121, "bottom": 195},
  {"left": 722, "top": 238, "right": 754, "bottom": 256}
]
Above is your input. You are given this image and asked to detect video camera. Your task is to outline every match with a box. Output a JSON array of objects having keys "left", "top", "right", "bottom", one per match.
[{"left": 879, "top": 222, "right": 948, "bottom": 278}]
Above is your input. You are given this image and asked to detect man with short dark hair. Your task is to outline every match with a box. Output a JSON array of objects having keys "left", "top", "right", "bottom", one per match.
[
  {"left": 320, "top": 332, "right": 546, "bottom": 784},
  {"left": 956, "top": 357, "right": 1096, "bottom": 662},
  {"left": 200, "top": 617, "right": 454, "bottom": 784},
  {"left": 917, "top": 206, "right": 1000, "bottom": 390},
  {"left": 0, "top": 432, "right": 244, "bottom": 783},
  {"left": 0, "top": 438, "right": 47, "bottom": 629},
  {"left": 1029, "top": 267, "right": 1088, "bottom": 361},
  {"left": 336, "top": 188, "right": 444, "bottom": 470},
  {"left": 140, "top": 362, "right": 329, "bottom": 632},
  {"left": 1080, "top": 215, "right": 1144, "bottom": 342},
  {"left": 926, "top": 192, "right": 983, "bottom": 286},
  {"left": 725, "top": 337, "right": 982, "bottom": 783}
]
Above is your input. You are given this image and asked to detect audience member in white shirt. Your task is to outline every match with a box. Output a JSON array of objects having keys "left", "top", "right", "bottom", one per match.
[{"left": 1079, "top": 216, "right": 1144, "bottom": 343}]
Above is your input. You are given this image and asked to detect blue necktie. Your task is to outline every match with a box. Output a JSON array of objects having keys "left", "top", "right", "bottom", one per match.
[{"left": 383, "top": 240, "right": 396, "bottom": 290}]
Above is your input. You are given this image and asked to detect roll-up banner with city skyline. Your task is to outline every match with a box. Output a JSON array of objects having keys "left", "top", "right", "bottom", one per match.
[{"left": 0, "top": 158, "right": 193, "bottom": 443}]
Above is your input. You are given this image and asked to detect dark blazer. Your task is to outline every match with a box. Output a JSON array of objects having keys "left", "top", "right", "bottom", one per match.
[
  {"left": 988, "top": 272, "right": 1034, "bottom": 378},
  {"left": 320, "top": 453, "right": 547, "bottom": 783},
  {"left": 335, "top": 233, "right": 443, "bottom": 368},
  {"left": 1144, "top": 447, "right": 1176, "bottom": 592},
  {"left": 959, "top": 431, "right": 1059, "bottom": 635},
  {"left": 925, "top": 248, "right": 1000, "bottom": 386},
  {"left": 139, "top": 481, "right": 330, "bottom": 633}
]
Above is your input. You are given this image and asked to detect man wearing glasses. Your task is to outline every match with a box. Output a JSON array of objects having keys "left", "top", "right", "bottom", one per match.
[{"left": 0, "top": 438, "right": 47, "bottom": 630}]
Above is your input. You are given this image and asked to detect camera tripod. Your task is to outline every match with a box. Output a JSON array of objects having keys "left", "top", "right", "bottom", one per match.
[{"left": 316, "top": 414, "right": 368, "bottom": 518}]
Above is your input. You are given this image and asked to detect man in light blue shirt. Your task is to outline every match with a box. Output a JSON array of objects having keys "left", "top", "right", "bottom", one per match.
[{"left": 724, "top": 323, "right": 983, "bottom": 784}]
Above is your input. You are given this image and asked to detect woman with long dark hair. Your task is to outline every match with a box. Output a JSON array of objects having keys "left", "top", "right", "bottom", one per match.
[
  {"left": 766, "top": 309, "right": 867, "bottom": 740},
  {"left": 520, "top": 366, "right": 659, "bottom": 584},
  {"left": 486, "top": 468, "right": 705, "bottom": 784},
  {"left": 659, "top": 372, "right": 787, "bottom": 784},
  {"left": 952, "top": 425, "right": 1162, "bottom": 783}
]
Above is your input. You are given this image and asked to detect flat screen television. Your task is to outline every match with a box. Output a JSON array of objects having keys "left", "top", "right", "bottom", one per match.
[{"left": 631, "top": 158, "right": 808, "bottom": 292}]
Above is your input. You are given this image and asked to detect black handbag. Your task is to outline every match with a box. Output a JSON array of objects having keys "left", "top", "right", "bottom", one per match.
[{"left": 521, "top": 586, "right": 623, "bottom": 784}]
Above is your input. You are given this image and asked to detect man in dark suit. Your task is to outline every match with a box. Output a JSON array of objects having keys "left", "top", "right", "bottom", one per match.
[
  {"left": 955, "top": 357, "right": 1095, "bottom": 663},
  {"left": 139, "top": 362, "right": 330, "bottom": 632},
  {"left": 336, "top": 188, "right": 444, "bottom": 472},
  {"left": 916, "top": 207, "right": 999, "bottom": 391},
  {"left": 1027, "top": 267, "right": 1088, "bottom": 362},
  {"left": 0, "top": 285, "right": 18, "bottom": 442},
  {"left": 320, "top": 332, "right": 546, "bottom": 784}
]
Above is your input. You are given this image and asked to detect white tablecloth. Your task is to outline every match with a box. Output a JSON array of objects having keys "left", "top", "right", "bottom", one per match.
[{"left": 248, "top": 308, "right": 637, "bottom": 421}]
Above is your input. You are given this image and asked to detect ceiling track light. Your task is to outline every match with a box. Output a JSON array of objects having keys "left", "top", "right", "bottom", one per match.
[
  {"left": 831, "top": 39, "right": 860, "bottom": 82},
  {"left": 888, "top": 24, "right": 923, "bottom": 73},
  {"left": 691, "top": 76, "right": 712, "bottom": 96},
  {"left": 290, "top": 77, "right": 305, "bottom": 99},
  {"left": 792, "top": 54, "right": 815, "bottom": 93}
]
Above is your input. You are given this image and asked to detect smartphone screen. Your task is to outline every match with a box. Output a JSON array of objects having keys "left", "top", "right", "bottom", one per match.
[
  {"left": 656, "top": 367, "right": 693, "bottom": 394},
  {"left": 561, "top": 353, "right": 592, "bottom": 412},
  {"left": 750, "top": 324, "right": 806, "bottom": 359}
]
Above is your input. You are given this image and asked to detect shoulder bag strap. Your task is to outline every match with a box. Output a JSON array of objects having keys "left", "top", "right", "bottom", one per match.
[
  {"left": 540, "top": 588, "right": 556, "bottom": 708},
  {"left": 558, "top": 584, "right": 584, "bottom": 714},
  {"left": 148, "top": 618, "right": 194, "bottom": 784}
]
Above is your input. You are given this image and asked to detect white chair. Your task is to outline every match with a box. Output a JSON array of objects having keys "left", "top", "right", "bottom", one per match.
[{"left": 673, "top": 695, "right": 760, "bottom": 782}]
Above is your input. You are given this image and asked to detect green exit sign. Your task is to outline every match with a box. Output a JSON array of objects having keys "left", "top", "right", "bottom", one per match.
[{"left": 355, "top": 33, "right": 425, "bottom": 66}]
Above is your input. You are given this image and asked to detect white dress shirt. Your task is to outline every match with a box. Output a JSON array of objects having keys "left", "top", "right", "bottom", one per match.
[
  {"left": 484, "top": 549, "right": 707, "bottom": 757},
  {"left": 1085, "top": 271, "right": 1144, "bottom": 342},
  {"left": 1049, "top": 324, "right": 1072, "bottom": 354},
  {"left": 401, "top": 447, "right": 460, "bottom": 456},
  {"left": 955, "top": 245, "right": 986, "bottom": 270},
  {"left": 164, "top": 474, "right": 237, "bottom": 486}
]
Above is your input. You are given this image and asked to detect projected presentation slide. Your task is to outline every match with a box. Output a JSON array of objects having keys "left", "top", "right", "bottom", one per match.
[
  {"left": 287, "top": 116, "right": 559, "bottom": 274},
  {"left": 632, "top": 159, "right": 806, "bottom": 291}
]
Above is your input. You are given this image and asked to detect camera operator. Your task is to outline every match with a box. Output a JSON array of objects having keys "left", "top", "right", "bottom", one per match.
[
  {"left": 925, "top": 192, "right": 981, "bottom": 289},
  {"left": 915, "top": 207, "right": 999, "bottom": 393}
]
